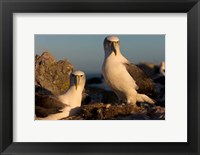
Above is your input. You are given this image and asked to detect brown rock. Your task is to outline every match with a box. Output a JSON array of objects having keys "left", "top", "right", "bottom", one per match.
[
  {"left": 137, "top": 62, "right": 160, "bottom": 78},
  {"left": 35, "top": 51, "right": 73, "bottom": 95},
  {"left": 61, "top": 103, "right": 165, "bottom": 120}
]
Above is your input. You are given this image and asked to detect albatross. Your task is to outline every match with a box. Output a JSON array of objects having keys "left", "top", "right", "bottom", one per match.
[
  {"left": 102, "top": 35, "right": 157, "bottom": 107},
  {"left": 35, "top": 70, "right": 86, "bottom": 120}
]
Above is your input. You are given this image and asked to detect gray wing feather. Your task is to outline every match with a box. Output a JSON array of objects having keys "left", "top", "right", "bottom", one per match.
[
  {"left": 35, "top": 105, "right": 63, "bottom": 118},
  {"left": 35, "top": 93, "right": 67, "bottom": 117},
  {"left": 124, "top": 63, "right": 157, "bottom": 98}
]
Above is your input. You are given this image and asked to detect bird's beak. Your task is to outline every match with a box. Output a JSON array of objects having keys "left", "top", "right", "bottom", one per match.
[
  {"left": 111, "top": 42, "right": 117, "bottom": 56},
  {"left": 74, "top": 75, "right": 80, "bottom": 90}
]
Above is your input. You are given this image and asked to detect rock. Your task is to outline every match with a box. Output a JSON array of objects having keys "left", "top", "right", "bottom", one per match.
[
  {"left": 35, "top": 85, "right": 54, "bottom": 96},
  {"left": 154, "top": 75, "right": 165, "bottom": 85},
  {"left": 82, "top": 89, "right": 92, "bottom": 105},
  {"left": 86, "top": 77, "right": 103, "bottom": 85},
  {"left": 61, "top": 103, "right": 165, "bottom": 120},
  {"left": 84, "top": 86, "right": 118, "bottom": 104},
  {"left": 106, "top": 104, "right": 111, "bottom": 108},
  {"left": 137, "top": 62, "right": 160, "bottom": 78},
  {"left": 35, "top": 51, "right": 73, "bottom": 95},
  {"left": 35, "top": 56, "right": 165, "bottom": 120}
]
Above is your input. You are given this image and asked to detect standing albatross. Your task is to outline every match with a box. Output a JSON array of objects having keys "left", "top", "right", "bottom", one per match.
[
  {"left": 102, "top": 35, "right": 156, "bottom": 107},
  {"left": 35, "top": 70, "right": 86, "bottom": 120}
]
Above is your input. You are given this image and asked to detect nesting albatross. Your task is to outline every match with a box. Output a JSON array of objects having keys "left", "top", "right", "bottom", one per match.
[
  {"left": 102, "top": 36, "right": 157, "bottom": 107},
  {"left": 35, "top": 70, "right": 86, "bottom": 120}
]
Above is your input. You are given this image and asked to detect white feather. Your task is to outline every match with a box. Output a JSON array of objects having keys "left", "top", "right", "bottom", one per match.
[
  {"left": 36, "top": 70, "right": 85, "bottom": 120},
  {"left": 102, "top": 36, "right": 155, "bottom": 105}
]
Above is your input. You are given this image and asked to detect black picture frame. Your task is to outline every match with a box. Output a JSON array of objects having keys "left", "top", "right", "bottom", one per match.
[{"left": 0, "top": 0, "right": 200, "bottom": 154}]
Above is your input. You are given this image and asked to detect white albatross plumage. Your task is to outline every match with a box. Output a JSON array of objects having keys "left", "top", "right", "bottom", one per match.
[
  {"left": 102, "top": 35, "right": 157, "bottom": 107},
  {"left": 160, "top": 61, "right": 165, "bottom": 76},
  {"left": 35, "top": 70, "right": 86, "bottom": 120}
]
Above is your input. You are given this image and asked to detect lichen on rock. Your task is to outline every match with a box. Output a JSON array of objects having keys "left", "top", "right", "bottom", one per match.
[{"left": 35, "top": 51, "right": 73, "bottom": 95}]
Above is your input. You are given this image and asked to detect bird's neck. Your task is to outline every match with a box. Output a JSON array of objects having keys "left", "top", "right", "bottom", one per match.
[
  {"left": 68, "top": 87, "right": 83, "bottom": 108},
  {"left": 66, "top": 85, "right": 84, "bottom": 95},
  {"left": 104, "top": 50, "right": 127, "bottom": 63},
  {"left": 58, "top": 86, "right": 83, "bottom": 106}
]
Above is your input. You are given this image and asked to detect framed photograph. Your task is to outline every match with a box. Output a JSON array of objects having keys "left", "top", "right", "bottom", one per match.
[{"left": 0, "top": 0, "right": 200, "bottom": 154}]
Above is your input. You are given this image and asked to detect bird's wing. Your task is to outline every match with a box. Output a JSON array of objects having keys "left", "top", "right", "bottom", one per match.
[
  {"left": 35, "top": 105, "right": 63, "bottom": 118},
  {"left": 35, "top": 93, "right": 67, "bottom": 109},
  {"left": 35, "top": 93, "right": 68, "bottom": 118},
  {"left": 35, "top": 85, "right": 55, "bottom": 96},
  {"left": 124, "top": 62, "right": 157, "bottom": 98}
]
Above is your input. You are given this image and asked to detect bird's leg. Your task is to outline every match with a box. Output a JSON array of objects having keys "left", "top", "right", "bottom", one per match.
[
  {"left": 126, "top": 91, "right": 137, "bottom": 105},
  {"left": 126, "top": 94, "right": 143, "bottom": 111},
  {"left": 126, "top": 100, "right": 144, "bottom": 113},
  {"left": 136, "top": 94, "right": 155, "bottom": 104},
  {"left": 127, "top": 98, "right": 136, "bottom": 105}
]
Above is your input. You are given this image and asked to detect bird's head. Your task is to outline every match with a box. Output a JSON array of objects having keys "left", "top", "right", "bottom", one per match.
[
  {"left": 160, "top": 61, "right": 165, "bottom": 76},
  {"left": 70, "top": 70, "right": 86, "bottom": 90},
  {"left": 103, "top": 35, "right": 120, "bottom": 56}
]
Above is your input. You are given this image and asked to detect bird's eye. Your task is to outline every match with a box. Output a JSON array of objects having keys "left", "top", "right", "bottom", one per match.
[
  {"left": 107, "top": 40, "right": 111, "bottom": 43},
  {"left": 71, "top": 74, "right": 75, "bottom": 76},
  {"left": 80, "top": 75, "right": 84, "bottom": 77}
]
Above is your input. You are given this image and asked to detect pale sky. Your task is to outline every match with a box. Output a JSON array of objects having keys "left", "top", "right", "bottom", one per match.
[{"left": 35, "top": 35, "right": 165, "bottom": 74}]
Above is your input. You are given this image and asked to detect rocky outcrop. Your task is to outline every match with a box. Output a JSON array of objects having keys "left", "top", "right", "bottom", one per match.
[
  {"left": 137, "top": 62, "right": 160, "bottom": 78},
  {"left": 63, "top": 103, "right": 165, "bottom": 120},
  {"left": 35, "top": 52, "right": 73, "bottom": 95},
  {"left": 35, "top": 52, "right": 165, "bottom": 120}
]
